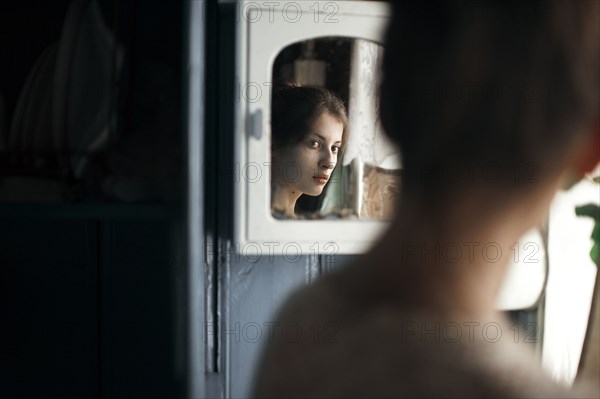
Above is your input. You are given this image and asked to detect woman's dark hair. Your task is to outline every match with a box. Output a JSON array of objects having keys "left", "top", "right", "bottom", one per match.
[
  {"left": 380, "top": 0, "right": 599, "bottom": 200},
  {"left": 271, "top": 82, "right": 349, "bottom": 153}
]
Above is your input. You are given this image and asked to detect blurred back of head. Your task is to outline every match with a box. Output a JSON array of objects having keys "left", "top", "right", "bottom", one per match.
[{"left": 380, "top": 0, "right": 599, "bottom": 204}]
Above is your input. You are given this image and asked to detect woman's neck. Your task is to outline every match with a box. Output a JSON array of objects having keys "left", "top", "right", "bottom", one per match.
[
  {"left": 271, "top": 184, "right": 302, "bottom": 217},
  {"left": 353, "top": 195, "right": 542, "bottom": 320}
]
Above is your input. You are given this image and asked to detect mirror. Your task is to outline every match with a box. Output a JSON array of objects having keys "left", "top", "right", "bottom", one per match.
[
  {"left": 237, "top": 1, "right": 392, "bottom": 253},
  {"left": 269, "top": 37, "right": 401, "bottom": 220}
]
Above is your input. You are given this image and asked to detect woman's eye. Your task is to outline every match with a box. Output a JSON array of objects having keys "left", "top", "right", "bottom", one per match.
[
  {"left": 308, "top": 140, "right": 320, "bottom": 148},
  {"left": 332, "top": 146, "right": 340, "bottom": 154}
]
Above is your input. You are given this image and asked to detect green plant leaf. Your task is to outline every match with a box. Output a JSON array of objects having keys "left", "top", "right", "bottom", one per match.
[
  {"left": 575, "top": 203, "right": 600, "bottom": 267},
  {"left": 592, "top": 223, "right": 600, "bottom": 242},
  {"left": 575, "top": 204, "right": 600, "bottom": 220},
  {"left": 574, "top": 178, "right": 599, "bottom": 266},
  {"left": 591, "top": 242, "right": 599, "bottom": 266}
]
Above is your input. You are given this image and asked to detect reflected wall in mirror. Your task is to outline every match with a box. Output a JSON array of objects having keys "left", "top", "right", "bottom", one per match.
[{"left": 270, "top": 37, "right": 401, "bottom": 220}]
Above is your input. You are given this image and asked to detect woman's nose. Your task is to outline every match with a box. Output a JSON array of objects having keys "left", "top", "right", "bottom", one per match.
[
  {"left": 320, "top": 150, "right": 336, "bottom": 169},
  {"left": 321, "top": 161, "right": 335, "bottom": 170}
]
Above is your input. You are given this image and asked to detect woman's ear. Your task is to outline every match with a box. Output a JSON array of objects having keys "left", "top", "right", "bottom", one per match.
[
  {"left": 561, "top": 118, "right": 600, "bottom": 190},
  {"left": 576, "top": 119, "right": 600, "bottom": 176}
]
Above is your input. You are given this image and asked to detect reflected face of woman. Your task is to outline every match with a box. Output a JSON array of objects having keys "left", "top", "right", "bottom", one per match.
[{"left": 273, "top": 113, "right": 344, "bottom": 196}]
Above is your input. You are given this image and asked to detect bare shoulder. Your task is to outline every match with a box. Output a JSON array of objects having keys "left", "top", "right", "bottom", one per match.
[{"left": 252, "top": 269, "right": 579, "bottom": 398}]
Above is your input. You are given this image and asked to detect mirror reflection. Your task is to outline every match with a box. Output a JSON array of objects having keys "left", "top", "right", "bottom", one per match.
[{"left": 270, "top": 37, "right": 401, "bottom": 220}]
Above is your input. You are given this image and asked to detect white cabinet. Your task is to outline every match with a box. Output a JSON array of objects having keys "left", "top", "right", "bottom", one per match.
[{"left": 233, "top": 1, "right": 394, "bottom": 254}]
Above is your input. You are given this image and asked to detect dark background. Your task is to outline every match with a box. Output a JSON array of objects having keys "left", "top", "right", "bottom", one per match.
[{"left": 1, "top": 1, "right": 187, "bottom": 397}]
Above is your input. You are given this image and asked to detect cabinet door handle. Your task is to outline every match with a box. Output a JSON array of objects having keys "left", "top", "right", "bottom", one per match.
[{"left": 248, "top": 109, "right": 263, "bottom": 140}]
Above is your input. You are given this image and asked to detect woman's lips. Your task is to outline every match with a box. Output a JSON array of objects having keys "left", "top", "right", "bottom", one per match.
[{"left": 313, "top": 176, "right": 328, "bottom": 185}]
